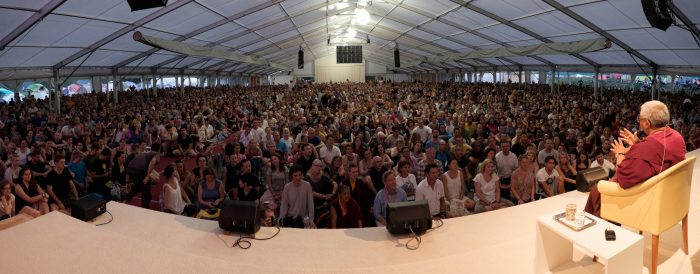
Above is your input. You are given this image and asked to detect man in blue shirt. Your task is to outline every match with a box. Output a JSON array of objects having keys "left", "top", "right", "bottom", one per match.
[{"left": 373, "top": 170, "right": 407, "bottom": 227}]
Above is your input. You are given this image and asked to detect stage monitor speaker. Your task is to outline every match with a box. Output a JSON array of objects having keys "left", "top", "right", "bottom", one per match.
[
  {"left": 394, "top": 49, "right": 400, "bottom": 68},
  {"left": 386, "top": 200, "right": 432, "bottom": 235},
  {"left": 576, "top": 166, "right": 609, "bottom": 192},
  {"left": 71, "top": 193, "right": 107, "bottom": 221},
  {"left": 298, "top": 49, "right": 304, "bottom": 69},
  {"left": 641, "top": 0, "right": 673, "bottom": 31},
  {"left": 127, "top": 0, "right": 168, "bottom": 12},
  {"left": 219, "top": 200, "right": 263, "bottom": 235}
]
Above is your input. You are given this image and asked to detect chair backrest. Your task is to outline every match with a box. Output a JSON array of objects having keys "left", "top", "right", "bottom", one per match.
[
  {"left": 653, "top": 156, "right": 695, "bottom": 232},
  {"left": 607, "top": 156, "right": 696, "bottom": 234}
]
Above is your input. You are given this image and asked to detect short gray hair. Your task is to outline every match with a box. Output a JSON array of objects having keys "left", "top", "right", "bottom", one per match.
[{"left": 639, "top": 100, "right": 670, "bottom": 128}]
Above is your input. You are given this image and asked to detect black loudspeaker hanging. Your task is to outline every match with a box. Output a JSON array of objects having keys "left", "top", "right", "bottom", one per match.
[
  {"left": 127, "top": 0, "right": 168, "bottom": 12},
  {"left": 641, "top": 0, "right": 673, "bottom": 31},
  {"left": 394, "top": 49, "right": 400, "bottom": 68},
  {"left": 298, "top": 48, "right": 304, "bottom": 69}
]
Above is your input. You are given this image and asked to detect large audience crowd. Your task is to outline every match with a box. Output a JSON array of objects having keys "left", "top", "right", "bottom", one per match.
[{"left": 1, "top": 80, "right": 699, "bottom": 228}]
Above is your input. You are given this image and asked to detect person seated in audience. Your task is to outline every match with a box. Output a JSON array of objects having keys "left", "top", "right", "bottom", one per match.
[
  {"left": 555, "top": 153, "right": 578, "bottom": 193},
  {"left": 441, "top": 159, "right": 474, "bottom": 212},
  {"left": 238, "top": 176, "right": 260, "bottom": 202},
  {"left": 279, "top": 165, "right": 314, "bottom": 228},
  {"left": 435, "top": 140, "right": 451, "bottom": 168},
  {"left": 110, "top": 151, "right": 130, "bottom": 202},
  {"left": 576, "top": 151, "right": 591, "bottom": 171},
  {"left": 358, "top": 148, "right": 373, "bottom": 177},
  {"left": 590, "top": 149, "right": 616, "bottom": 177},
  {"left": 237, "top": 159, "right": 262, "bottom": 198},
  {"left": 26, "top": 151, "right": 51, "bottom": 189},
  {"left": 260, "top": 153, "right": 288, "bottom": 209},
  {"left": 416, "top": 147, "right": 441, "bottom": 183},
  {"left": 173, "top": 127, "right": 196, "bottom": 157},
  {"left": 395, "top": 160, "right": 417, "bottom": 200},
  {"left": 473, "top": 159, "right": 513, "bottom": 212},
  {"left": 66, "top": 151, "right": 88, "bottom": 192},
  {"left": 197, "top": 168, "right": 225, "bottom": 210},
  {"left": 295, "top": 143, "right": 316, "bottom": 174},
  {"left": 495, "top": 140, "right": 518, "bottom": 202},
  {"left": 222, "top": 153, "right": 240, "bottom": 200},
  {"left": 12, "top": 168, "right": 50, "bottom": 215},
  {"left": 161, "top": 165, "right": 197, "bottom": 217},
  {"left": 306, "top": 159, "right": 336, "bottom": 212},
  {"left": 510, "top": 155, "right": 536, "bottom": 205},
  {"left": 535, "top": 156, "right": 562, "bottom": 199},
  {"left": 319, "top": 135, "right": 341, "bottom": 166},
  {"left": 416, "top": 163, "right": 447, "bottom": 217},
  {"left": 1, "top": 180, "right": 41, "bottom": 220},
  {"left": 341, "top": 164, "right": 376, "bottom": 227},
  {"left": 328, "top": 156, "right": 347, "bottom": 183},
  {"left": 373, "top": 143, "right": 394, "bottom": 169},
  {"left": 537, "top": 137, "right": 559, "bottom": 166},
  {"left": 330, "top": 185, "right": 362, "bottom": 229},
  {"left": 373, "top": 170, "right": 407, "bottom": 226},
  {"left": 87, "top": 148, "right": 112, "bottom": 199},
  {"left": 367, "top": 156, "right": 389, "bottom": 192},
  {"left": 3, "top": 154, "right": 21, "bottom": 186},
  {"left": 46, "top": 156, "right": 79, "bottom": 211}
]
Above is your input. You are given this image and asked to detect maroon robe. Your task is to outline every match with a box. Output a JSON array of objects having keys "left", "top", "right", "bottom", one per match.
[{"left": 585, "top": 128, "right": 685, "bottom": 217}]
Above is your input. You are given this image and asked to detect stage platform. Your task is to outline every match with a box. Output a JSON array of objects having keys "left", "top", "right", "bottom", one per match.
[{"left": 1, "top": 149, "right": 699, "bottom": 274}]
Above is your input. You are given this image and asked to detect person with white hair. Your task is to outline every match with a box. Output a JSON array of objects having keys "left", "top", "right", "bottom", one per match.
[{"left": 585, "top": 100, "right": 686, "bottom": 217}]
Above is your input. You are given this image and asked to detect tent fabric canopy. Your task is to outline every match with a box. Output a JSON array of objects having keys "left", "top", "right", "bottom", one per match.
[
  {"left": 0, "top": 0, "right": 697, "bottom": 79},
  {"left": 133, "top": 31, "right": 290, "bottom": 70},
  {"left": 408, "top": 38, "right": 610, "bottom": 67}
]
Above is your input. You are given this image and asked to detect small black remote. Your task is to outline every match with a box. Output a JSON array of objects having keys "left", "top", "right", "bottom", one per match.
[{"left": 605, "top": 229, "right": 616, "bottom": 241}]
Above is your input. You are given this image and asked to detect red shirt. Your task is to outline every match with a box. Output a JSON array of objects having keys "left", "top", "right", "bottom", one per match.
[{"left": 615, "top": 128, "right": 685, "bottom": 189}]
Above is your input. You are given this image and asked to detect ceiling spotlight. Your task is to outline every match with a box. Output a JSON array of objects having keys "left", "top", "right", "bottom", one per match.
[{"left": 355, "top": 9, "right": 370, "bottom": 25}]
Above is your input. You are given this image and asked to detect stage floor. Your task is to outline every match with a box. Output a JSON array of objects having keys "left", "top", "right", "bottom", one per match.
[{"left": 1, "top": 150, "right": 699, "bottom": 274}]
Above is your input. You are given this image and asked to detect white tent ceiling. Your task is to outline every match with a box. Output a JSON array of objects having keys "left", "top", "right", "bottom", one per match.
[{"left": 0, "top": 0, "right": 698, "bottom": 80}]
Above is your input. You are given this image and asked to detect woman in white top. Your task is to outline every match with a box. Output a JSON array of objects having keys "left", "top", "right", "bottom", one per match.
[
  {"left": 394, "top": 160, "right": 417, "bottom": 200},
  {"left": 441, "top": 159, "right": 464, "bottom": 201},
  {"left": 441, "top": 159, "right": 475, "bottom": 213},
  {"left": 162, "top": 165, "right": 197, "bottom": 217},
  {"left": 473, "top": 159, "right": 513, "bottom": 213}
]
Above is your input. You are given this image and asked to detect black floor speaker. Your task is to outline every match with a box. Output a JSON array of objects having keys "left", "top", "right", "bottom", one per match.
[
  {"left": 219, "top": 200, "right": 263, "bottom": 235},
  {"left": 71, "top": 193, "right": 107, "bottom": 221},
  {"left": 576, "top": 166, "right": 609, "bottom": 192}
]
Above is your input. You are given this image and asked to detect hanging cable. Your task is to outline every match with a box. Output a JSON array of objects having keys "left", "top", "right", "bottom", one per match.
[
  {"left": 118, "top": 53, "right": 153, "bottom": 83},
  {"left": 161, "top": 56, "right": 188, "bottom": 76},
  {"left": 627, "top": 51, "right": 653, "bottom": 80},
  {"left": 59, "top": 50, "right": 96, "bottom": 88}
]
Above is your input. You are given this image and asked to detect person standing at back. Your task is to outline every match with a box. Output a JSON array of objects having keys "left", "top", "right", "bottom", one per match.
[{"left": 127, "top": 143, "right": 161, "bottom": 209}]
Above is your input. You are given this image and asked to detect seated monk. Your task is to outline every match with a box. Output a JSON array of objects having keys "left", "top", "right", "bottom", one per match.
[{"left": 584, "top": 100, "right": 686, "bottom": 217}]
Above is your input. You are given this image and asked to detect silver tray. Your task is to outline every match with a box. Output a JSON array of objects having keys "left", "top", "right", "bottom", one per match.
[{"left": 553, "top": 212, "right": 597, "bottom": 231}]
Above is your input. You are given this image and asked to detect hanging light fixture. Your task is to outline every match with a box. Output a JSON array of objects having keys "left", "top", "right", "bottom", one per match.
[
  {"left": 355, "top": 8, "right": 370, "bottom": 25},
  {"left": 346, "top": 28, "right": 357, "bottom": 39}
]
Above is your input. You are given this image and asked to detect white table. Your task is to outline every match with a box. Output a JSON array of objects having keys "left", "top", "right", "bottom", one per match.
[{"left": 535, "top": 210, "right": 644, "bottom": 274}]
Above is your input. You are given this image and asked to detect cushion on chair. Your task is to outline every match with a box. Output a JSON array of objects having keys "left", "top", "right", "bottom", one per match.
[{"left": 599, "top": 157, "right": 695, "bottom": 235}]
